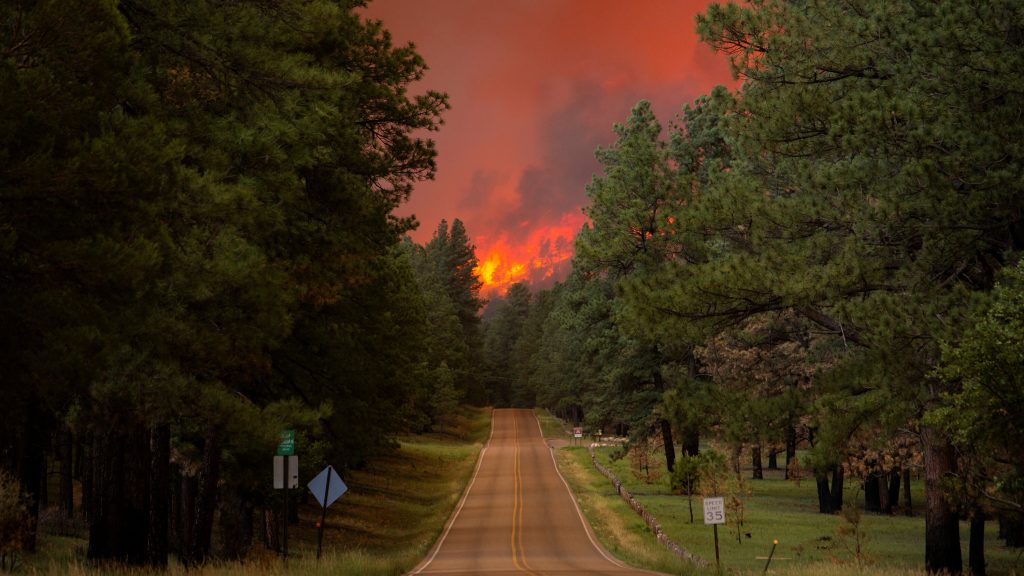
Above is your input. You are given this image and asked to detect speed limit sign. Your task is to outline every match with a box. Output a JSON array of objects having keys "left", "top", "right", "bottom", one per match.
[{"left": 703, "top": 496, "right": 725, "bottom": 525}]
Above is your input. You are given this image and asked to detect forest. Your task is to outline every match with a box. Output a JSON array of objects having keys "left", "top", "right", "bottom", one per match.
[
  {"left": 2, "top": 1, "right": 1023, "bottom": 575},
  {"left": 0, "top": 0, "right": 491, "bottom": 567},
  {"left": 480, "top": 2, "right": 1024, "bottom": 576}
]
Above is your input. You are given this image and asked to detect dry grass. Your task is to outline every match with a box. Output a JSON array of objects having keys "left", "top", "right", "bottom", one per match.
[
  {"left": 554, "top": 446, "right": 701, "bottom": 576},
  {"left": 23, "top": 406, "right": 491, "bottom": 576}
]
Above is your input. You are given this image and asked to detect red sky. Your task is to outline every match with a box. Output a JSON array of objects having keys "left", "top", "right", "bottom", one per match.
[{"left": 364, "top": 0, "right": 735, "bottom": 298}]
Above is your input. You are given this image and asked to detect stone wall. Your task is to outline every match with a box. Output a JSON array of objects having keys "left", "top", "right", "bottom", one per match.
[{"left": 587, "top": 445, "right": 707, "bottom": 568}]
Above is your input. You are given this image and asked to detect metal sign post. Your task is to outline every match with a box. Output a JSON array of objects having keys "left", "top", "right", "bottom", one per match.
[
  {"left": 275, "top": 430, "right": 296, "bottom": 562},
  {"left": 763, "top": 538, "right": 779, "bottom": 573},
  {"left": 284, "top": 455, "right": 289, "bottom": 561},
  {"left": 308, "top": 465, "right": 348, "bottom": 561},
  {"left": 703, "top": 496, "right": 725, "bottom": 573}
]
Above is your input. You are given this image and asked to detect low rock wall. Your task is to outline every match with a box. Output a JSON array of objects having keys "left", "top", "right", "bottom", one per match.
[{"left": 587, "top": 445, "right": 707, "bottom": 568}]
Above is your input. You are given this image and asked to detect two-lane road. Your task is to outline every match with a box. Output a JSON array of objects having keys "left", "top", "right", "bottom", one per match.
[{"left": 410, "top": 409, "right": 663, "bottom": 576}]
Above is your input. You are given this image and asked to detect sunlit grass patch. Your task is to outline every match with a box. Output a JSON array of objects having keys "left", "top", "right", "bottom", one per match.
[
  {"left": 24, "top": 406, "right": 491, "bottom": 576},
  {"left": 592, "top": 445, "right": 1023, "bottom": 575},
  {"left": 536, "top": 409, "right": 699, "bottom": 575},
  {"left": 554, "top": 446, "right": 702, "bottom": 576},
  {"left": 534, "top": 407, "right": 571, "bottom": 440}
]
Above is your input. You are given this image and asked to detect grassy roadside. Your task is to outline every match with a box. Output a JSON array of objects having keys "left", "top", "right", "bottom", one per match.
[
  {"left": 534, "top": 409, "right": 699, "bottom": 576},
  {"left": 535, "top": 408, "right": 1024, "bottom": 576},
  {"left": 593, "top": 446, "right": 1021, "bottom": 575},
  {"left": 23, "top": 406, "right": 491, "bottom": 576}
]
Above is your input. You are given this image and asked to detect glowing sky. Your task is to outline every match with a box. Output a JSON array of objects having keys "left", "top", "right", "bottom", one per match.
[{"left": 364, "top": 0, "right": 734, "bottom": 297}]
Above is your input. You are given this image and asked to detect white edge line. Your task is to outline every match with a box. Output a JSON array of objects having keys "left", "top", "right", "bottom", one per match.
[
  {"left": 534, "top": 410, "right": 667, "bottom": 576},
  {"left": 409, "top": 408, "right": 496, "bottom": 575}
]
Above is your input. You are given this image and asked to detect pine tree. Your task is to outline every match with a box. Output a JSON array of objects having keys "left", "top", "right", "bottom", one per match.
[
  {"left": 618, "top": 2, "right": 1024, "bottom": 572},
  {"left": 1, "top": 0, "right": 448, "bottom": 565},
  {"left": 482, "top": 282, "right": 531, "bottom": 406},
  {"left": 422, "top": 218, "right": 485, "bottom": 402}
]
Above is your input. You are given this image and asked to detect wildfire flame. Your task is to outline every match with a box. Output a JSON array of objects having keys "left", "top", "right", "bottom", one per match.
[{"left": 474, "top": 212, "right": 586, "bottom": 298}]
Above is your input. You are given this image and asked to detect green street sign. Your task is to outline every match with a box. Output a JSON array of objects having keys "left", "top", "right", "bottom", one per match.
[{"left": 277, "top": 430, "right": 295, "bottom": 456}]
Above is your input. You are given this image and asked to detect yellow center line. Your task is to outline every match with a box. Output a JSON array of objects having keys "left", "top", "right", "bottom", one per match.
[{"left": 510, "top": 413, "right": 541, "bottom": 575}]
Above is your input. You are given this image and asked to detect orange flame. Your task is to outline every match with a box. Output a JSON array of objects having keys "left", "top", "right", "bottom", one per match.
[{"left": 474, "top": 212, "right": 586, "bottom": 298}]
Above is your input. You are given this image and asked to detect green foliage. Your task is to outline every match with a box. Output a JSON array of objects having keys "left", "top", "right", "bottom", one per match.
[
  {"left": 576, "top": 100, "right": 680, "bottom": 277},
  {"left": 930, "top": 259, "right": 1024, "bottom": 513},
  {"left": 482, "top": 282, "right": 531, "bottom": 406},
  {"left": 587, "top": 0, "right": 1024, "bottom": 569},
  {"left": 670, "top": 451, "right": 730, "bottom": 525},
  {"left": 407, "top": 217, "right": 486, "bottom": 409},
  {"left": 0, "top": 0, "right": 458, "bottom": 565}
]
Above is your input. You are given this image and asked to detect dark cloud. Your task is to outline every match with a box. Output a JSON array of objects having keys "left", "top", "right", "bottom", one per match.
[
  {"left": 364, "top": 0, "right": 735, "bottom": 294},
  {"left": 459, "top": 170, "right": 506, "bottom": 212},
  {"left": 499, "top": 75, "right": 707, "bottom": 244}
]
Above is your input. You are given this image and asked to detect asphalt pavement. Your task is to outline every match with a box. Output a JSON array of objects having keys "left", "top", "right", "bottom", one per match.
[{"left": 409, "top": 408, "right": 665, "bottom": 576}]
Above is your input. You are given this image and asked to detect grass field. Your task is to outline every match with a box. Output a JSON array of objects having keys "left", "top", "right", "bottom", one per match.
[
  {"left": 21, "top": 406, "right": 491, "bottom": 576},
  {"left": 536, "top": 409, "right": 1024, "bottom": 576}
]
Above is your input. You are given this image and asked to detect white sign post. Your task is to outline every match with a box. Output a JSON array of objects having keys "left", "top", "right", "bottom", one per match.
[
  {"left": 273, "top": 454, "right": 299, "bottom": 561},
  {"left": 703, "top": 496, "right": 725, "bottom": 571}
]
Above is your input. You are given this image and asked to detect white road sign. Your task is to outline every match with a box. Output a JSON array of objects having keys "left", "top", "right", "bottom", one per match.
[
  {"left": 273, "top": 455, "right": 299, "bottom": 489},
  {"left": 703, "top": 496, "right": 725, "bottom": 525}
]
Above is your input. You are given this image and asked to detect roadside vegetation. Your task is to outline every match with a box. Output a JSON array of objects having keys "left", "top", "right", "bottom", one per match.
[
  {"left": 18, "top": 407, "right": 490, "bottom": 575},
  {"left": 539, "top": 409, "right": 1022, "bottom": 576},
  {"left": 485, "top": 4, "right": 1024, "bottom": 575},
  {"left": 593, "top": 445, "right": 1022, "bottom": 576}
]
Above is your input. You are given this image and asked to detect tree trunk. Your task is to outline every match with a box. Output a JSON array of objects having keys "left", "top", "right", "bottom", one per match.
[
  {"left": 87, "top": 426, "right": 150, "bottom": 564},
  {"left": 768, "top": 449, "right": 778, "bottom": 470},
  {"left": 752, "top": 444, "right": 763, "bottom": 480},
  {"left": 886, "top": 469, "right": 901, "bottom": 514},
  {"left": 680, "top": 424, "right": 700, "bottom": 457},
  {"left": 659, "top": 419, "right": 675, "bottom": 473},
  {"left": 816, "top": 473, "right": 833, "bottom": 514},
  {"left": 147, "top": 425, "right": 170, "bottom": 567},
  {"left": 785, "top": 425, "right": 797, "bottom": 480},
  {"left": 903, "top": 468, "right": 913, "bottom": 517},
  {"left": 262, "top": 506, "right": 279, "bottom": 552},
  {"left": 877, "top": 474, "right": 890, "bottom": 513},
  {"left": 830, "top": 465, "right": 844, "bottom": 512},
  {"left": 922, "top": 425, "right": 962, "bottom": 574},
  {"left": 969, "top": 515, "right": 986, "bottom": 576},
  {"left": 80, "top": 434, "right": 92, "bottom": 521},
  {"left": 168, "top": 466, "right": 181, "bottom": 557},
  {"left": 59, "top": 427, "right": 74, "bottom": 517},
  {"left": 188, "top": 428, "right": 222, "bottom": 565},
  {"left": 38, "top": 455, "right": 49, "bottom": 509},
  {"left": 176, "top": 473, "right": 198, "bottom": 565},
  {"left": 865, "top": 472, "right": 881, "bottom": 512},
  {"left": 18, "top": 395, "right": 48, "bottom": 552},
  {"left": 678, "top": 355, "right": 700, "bottom": 459}
]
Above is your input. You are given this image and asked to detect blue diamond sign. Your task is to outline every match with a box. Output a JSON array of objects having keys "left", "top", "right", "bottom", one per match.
[{"left": 308, "top": 465, "right": 347, "bottom": 508}]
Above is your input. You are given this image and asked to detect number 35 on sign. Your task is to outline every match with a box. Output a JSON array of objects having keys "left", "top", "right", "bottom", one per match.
[{"left": 703, "top": 496, "right": 726, "bottom": 525}]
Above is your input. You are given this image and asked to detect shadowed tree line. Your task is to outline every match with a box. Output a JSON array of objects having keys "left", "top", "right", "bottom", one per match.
[
  {"left": 0, "top": 0, "right": 486, "bottom": 567},
  {"left": 482, "top": 2, "right": 1024, "bottom": 575}
]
